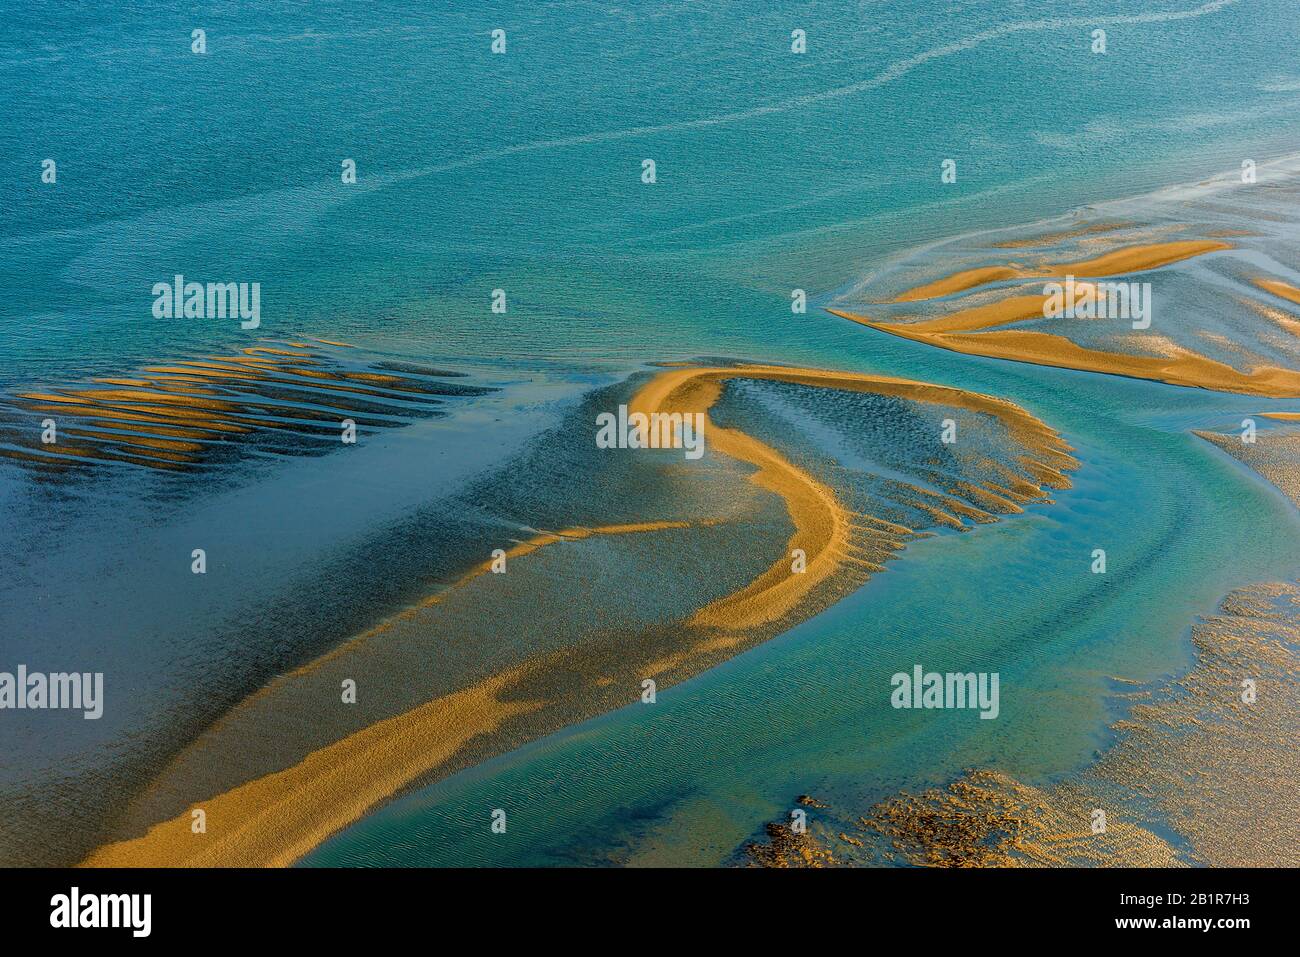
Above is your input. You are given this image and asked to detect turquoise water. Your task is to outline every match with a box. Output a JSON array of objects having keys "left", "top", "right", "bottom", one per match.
[
  {"left": 5, "top": 0, "right": 1300, "bottom": 380},
  {"left": 2, "top": 0, "right": 1299, "bottom": 865}
]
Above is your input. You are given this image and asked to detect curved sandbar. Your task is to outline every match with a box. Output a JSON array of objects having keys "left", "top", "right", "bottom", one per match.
[
  {"left": 630, "top": 364, "right": 1076, "bottom": 629},
  {"left": 83, "top": 363, "right": 1075, "bottom": 868}
]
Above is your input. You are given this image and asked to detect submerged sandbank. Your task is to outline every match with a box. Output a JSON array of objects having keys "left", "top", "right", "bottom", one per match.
[
  {"left": 747, "top": 580, "right": 1300, "bottom": 867},
  {"left": 0, "top": 342, "right": 493, "bottom": 476},
  {"left": 1197, "top": 421, "right": 1300, "bottom": 509}
]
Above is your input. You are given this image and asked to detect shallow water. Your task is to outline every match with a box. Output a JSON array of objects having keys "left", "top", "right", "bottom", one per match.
[
  {"left": 2, "top": 0, "right": 1299, "bottom": 866},
  {"left": 305, "top": 327, "right": 1300, "bottom": 866}
]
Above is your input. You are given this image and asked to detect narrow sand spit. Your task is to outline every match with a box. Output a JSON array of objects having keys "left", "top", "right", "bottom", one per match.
[{"left": 830, "top": 307, "right": 1300, "bottom": 397}]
